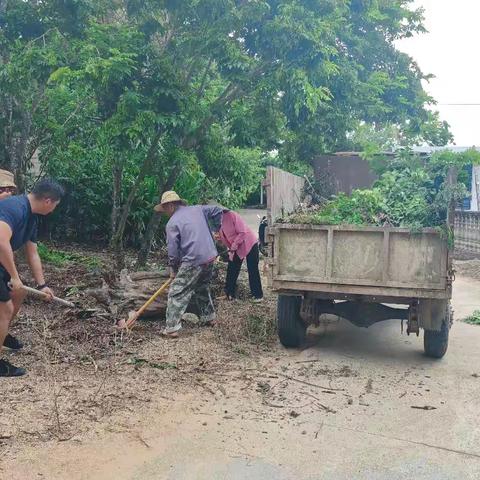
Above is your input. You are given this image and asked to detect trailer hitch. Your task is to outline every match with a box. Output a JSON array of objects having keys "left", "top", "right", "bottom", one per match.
[
  {"left": 407, "top": 302, "right": 420, "bottom": 336},
  {"left": 447, "top": 267, "right": 456, "bottom": 287}
]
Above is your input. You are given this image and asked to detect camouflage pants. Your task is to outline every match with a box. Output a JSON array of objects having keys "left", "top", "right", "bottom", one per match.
[{"left": 165, "top": 262, "right": 215, "bottom": 333}]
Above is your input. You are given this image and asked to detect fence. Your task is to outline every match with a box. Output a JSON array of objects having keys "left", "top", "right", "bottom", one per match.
[
  {"left": 454, "top": 211, "right": 480, "bottom": 254},
  {"left": 264, "top": 166, "right": 305, "bottom": 224}
]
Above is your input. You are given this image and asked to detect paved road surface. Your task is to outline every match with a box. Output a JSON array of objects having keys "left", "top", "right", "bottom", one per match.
[
  {"left": 238, "top": 208, "right": 266, "bottom": 233},
  {"left": 7, "top": 273, "right": 480, "bottom": 480}
]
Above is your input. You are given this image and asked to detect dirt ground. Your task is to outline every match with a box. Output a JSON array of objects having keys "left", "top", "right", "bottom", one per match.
[{"left": 2, "top": 249, "right": 480, "bottom": 479}]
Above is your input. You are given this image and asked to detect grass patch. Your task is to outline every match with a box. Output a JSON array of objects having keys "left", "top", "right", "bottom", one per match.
[
  {"left": 464, "top": 310, "right": 480, "bottom": 325},
  {"left": 215, "top": 290, "right": 278, "bottom": 351},
  {"left": 244, "top": 314, "right": 276, "bottom": 346},
  {"left": 38, "top": 242, "right": 102, "bottom": 269},
  {"left": 127, "top": 358, "right": 177, "bottom": 370},
  {"left": 232, "top": 345, "right": 250, "bottom": 357}
]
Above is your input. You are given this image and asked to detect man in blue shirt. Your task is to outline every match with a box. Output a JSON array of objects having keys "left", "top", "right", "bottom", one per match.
[
  {"left": 0, "top": 178, "right": 65, "bottom": 377},
  {"left": 155, "top": 191, "right": 223, "bottom": 337}
]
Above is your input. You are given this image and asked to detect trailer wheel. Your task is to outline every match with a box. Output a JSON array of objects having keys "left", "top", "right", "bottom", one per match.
[
  {"left": 424, "top": 304, "right": 452, "bottom": 359},
  {"left": 277, "top": 295, "right": 306, "bottom": 348}
]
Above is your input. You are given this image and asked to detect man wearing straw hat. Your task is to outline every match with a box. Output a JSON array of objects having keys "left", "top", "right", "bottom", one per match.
[
  {"left": 0, "top": 169, "right": 17, "bottom": 200},
  {"left": 0, "top": 169, "right": 20, "bottom": 356},
  {"left": 154, "top": 191, "right": 223, "bottom": 338}
]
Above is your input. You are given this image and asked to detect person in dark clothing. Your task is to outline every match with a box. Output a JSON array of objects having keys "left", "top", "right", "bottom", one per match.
[
  {"left": 0, "top": 179, "right": 65, "bottom": 377},
  {"left": 258, "top": 215, "right": 268, "bottom": 256}
]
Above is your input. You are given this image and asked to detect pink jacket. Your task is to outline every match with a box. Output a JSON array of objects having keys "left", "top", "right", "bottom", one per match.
[{"left": 219, "top": 211, "right": 258, "bottom": 260}]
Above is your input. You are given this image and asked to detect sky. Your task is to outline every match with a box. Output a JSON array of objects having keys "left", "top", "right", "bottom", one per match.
[{"left": 398, "top": 0, "right": 480, "bottom": 147}]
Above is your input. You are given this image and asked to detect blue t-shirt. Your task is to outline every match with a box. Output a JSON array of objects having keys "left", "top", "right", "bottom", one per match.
[{"left": 0, "top": 195, "right": 38, "bottom": 251}]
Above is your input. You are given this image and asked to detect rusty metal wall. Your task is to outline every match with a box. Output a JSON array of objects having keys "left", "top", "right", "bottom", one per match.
[
  {"left": 312, "top": 154, "right": 377, "bottom": 194},
  {"left": 455, "top": 211, "right": 480, "bottom": 254},
  {"left": 265, "top": 166, "right": 305, "bottom": 224}
]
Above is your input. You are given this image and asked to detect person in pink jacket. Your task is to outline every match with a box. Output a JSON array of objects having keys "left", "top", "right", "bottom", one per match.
[{"left": 214, "top": 209, "right": 263, "bottom": 301}]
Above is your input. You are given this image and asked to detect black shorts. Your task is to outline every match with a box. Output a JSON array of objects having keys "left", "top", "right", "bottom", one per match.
[{"left": 0, "top": 268, "right": 11, "bottom": 302}]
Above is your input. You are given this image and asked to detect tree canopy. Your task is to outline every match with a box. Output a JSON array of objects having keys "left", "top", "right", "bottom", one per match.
[{"left": 0, "top": 0, "right": 452, "bottom": 264}]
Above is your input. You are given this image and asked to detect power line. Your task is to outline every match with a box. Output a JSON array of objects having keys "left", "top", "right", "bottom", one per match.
[{"left": 439, "top": 103, "right": 480, "bottom": 106}]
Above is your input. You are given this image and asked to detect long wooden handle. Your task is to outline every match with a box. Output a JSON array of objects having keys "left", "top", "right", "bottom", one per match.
[
  {"left": 137, "top": 278, "right": 172, "bottom": 317},
  {"left": 126, "top": 278, "right": 172, "bottom": 329},
  {"left": 22, "top": 285, "right": 75, "bottom": 308}
]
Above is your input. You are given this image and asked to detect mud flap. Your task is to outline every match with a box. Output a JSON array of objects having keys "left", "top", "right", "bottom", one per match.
[{"left": 417, "top": 299, "right": 449, "bottom": 332}]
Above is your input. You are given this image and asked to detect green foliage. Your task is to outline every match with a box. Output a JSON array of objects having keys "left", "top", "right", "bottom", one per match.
[
  {"left": 197, "top": 129, "right": 264, "bottom": 208},
  {"left": 37, "top": 242, "right": 101, "bottom": 269},
  {"left": 464, "top": 310, "right": 480, "bottom": 326},
  {"left": 436, "top": 225, "right": 455, "bottom": 250},
  {"left": 289, "top": 189, "right": 385, "bottom": 226},
  {"left": 286, "top": 150, "right": 478, "bottom": 230},
  {"left": 126, "top": 358, "right": 177, "bottom": 370},
  {"left": 0, "top": 0, "right": 455, "bottom": 252},
  {"left": 244, "top": 314, "right": 277, "bottom": 347}
]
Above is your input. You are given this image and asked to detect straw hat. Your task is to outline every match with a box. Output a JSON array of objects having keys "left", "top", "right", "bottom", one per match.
[
  {"left": 0, "top": 169, "right": 16, "bottom": 188},
  {"left": 154, "top": 191, "right": 187, "bottom": 212}
]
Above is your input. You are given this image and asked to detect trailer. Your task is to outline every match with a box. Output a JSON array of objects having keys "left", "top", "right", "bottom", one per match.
[{"left": 264, "top": 166, "right": 454, "bottom": 358}]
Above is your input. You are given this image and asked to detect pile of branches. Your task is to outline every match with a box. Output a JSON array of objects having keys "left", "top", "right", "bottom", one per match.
[{"left": 284, "top": 150, "right": 479, "bottom": 230}]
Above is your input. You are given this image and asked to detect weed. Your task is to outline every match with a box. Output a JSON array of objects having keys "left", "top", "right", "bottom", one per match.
[
  {"left": 245, "top": 314, "right": 276, "bottom": 346},
  {"left": 464, "top": 310, "right": 480, "bottom": 325},
  {"left": 66, "top": 286, "right": 81, "bottom": 297},
  {"left": 38, "top": 242, "right": 101, "bottom": 269},
  {"left": 232, "top": 345, "right": 250, "bottom": 356},
  {"left": 127, "top": 358, "right": 177, "bottom": 370}
]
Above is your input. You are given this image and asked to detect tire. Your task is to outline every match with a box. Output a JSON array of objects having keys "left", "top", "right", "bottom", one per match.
[
  {"left": 277, "top": 295, "right": 306, "bottom": 348},
  {"left": 424, "top": 304, "right": 452, "bottom": 359}
]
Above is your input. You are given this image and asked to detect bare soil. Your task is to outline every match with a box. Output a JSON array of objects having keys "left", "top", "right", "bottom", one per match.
[
  {"left": 3, "top": 249, "right": 480, "bottom": 479},
  {"left": 1, "top": 246, "right": 277, "bottom": 460}
]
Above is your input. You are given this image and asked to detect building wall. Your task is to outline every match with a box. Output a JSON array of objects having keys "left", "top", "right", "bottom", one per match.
[
  {"left": 312, "top": 154, "right": 377, "bottom": 194},
  {"left": 468, "top": 165, "right": 480, "bottom": 212}
]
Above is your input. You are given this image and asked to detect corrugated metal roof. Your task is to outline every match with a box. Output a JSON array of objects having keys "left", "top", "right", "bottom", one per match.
[
  {"left": 332, "top": 146, "right": 480, "bottom": 157},
  {"left": 412, "top": 146, "right": 480, "bottom": 154}
]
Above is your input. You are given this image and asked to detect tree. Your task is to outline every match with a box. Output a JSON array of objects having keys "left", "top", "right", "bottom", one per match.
[
  {"left": 1, "top": 0, "right": 453, "bottom": 269},
  {"left": 0, "top": 0, "right": 99, "bottom": 187}
]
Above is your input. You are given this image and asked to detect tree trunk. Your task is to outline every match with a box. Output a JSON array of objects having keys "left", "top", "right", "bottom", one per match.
[
  {"left": 110, "top": 154, "right": 151, "bottom": 251},
  {"left": 88, "top": 269, "right": 171, "bottom": 321},
  {"left": 111, "top": 162, "right": 123, "bottom": 236},
  {"left": 136, "top": 209, "right": 163, "bottom": 268},
  {"left": 110, "top": 129, "right": 163, "bottom": 268},
  {"left": 135, "top": 163, "right": 181, "bottom": 268},
  {"left": 2, "top": 94, "right": 33, "bottom": 191}
]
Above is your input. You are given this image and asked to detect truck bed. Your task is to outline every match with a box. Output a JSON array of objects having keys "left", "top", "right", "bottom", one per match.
[{"left": 268, "top": 223, "right": 451, "bottom": 301}]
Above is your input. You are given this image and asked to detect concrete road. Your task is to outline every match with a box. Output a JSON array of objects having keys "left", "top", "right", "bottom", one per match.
[
  {"left": 237, "top": 208, "right": 266, "bottom": 233},
  {"left": 7, "top": 274, "right": 480, "bottom": 480}
]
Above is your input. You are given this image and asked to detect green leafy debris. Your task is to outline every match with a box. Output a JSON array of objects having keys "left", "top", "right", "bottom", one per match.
[
  {"left": 284, "top": 150, "right": 480, "bottom": 230},
  {"left": 464, "top": 311, "right": 480, "bottom": 326}
]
